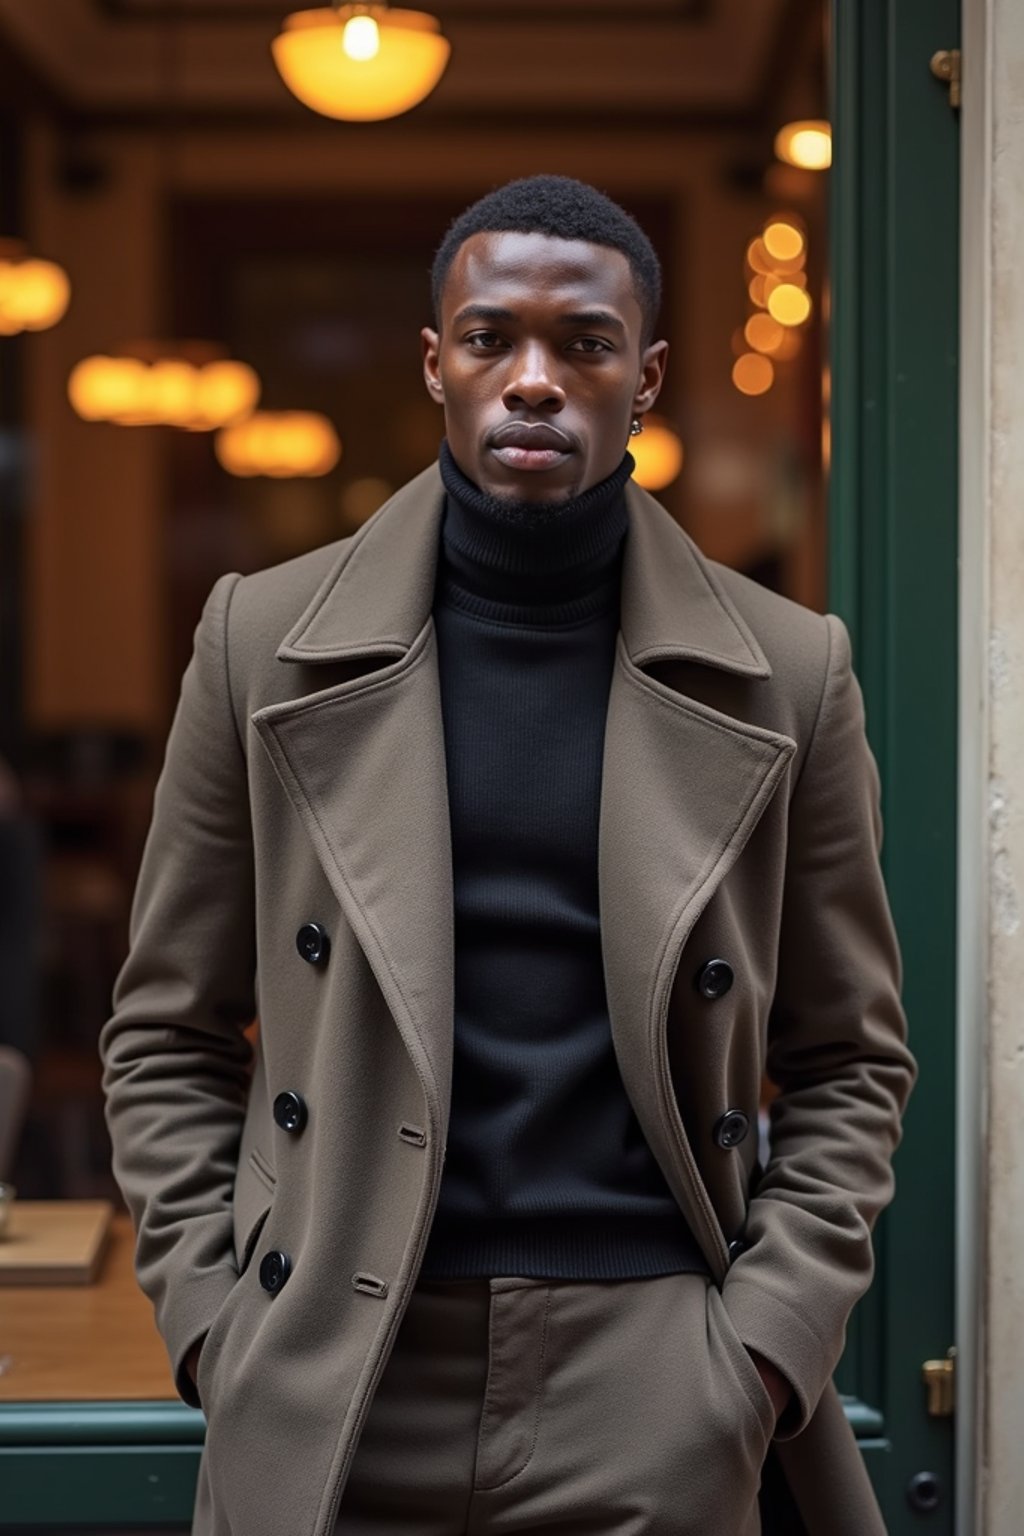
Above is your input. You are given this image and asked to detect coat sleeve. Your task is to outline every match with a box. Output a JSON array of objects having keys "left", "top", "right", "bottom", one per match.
[
  {"left": 98, "top": 571, "right": 256, "bottom": 1410},
  {"left": 721, "top": 610, "right": 918, "bottom": 1440}
]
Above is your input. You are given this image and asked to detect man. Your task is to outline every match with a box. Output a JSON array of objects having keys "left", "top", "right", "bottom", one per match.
[{"left": 100, "top": 175, "right": 916, "bottom": 1536}]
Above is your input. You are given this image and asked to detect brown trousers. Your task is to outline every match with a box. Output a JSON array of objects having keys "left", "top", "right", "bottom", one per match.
[{"left": 333, "top": 1270, "right": 776, "bottom": 1535}]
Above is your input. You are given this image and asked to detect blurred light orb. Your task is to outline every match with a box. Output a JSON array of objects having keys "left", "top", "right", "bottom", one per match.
[
  {"left": 774, "top": 120, "right": 832, "bottom": 171},
  {"left": 767, "top": 284, "right": 813, "bottom": 327},
  {"left": 216, "top": 411, "right": 342, "bottom": 477},
  {"left": 745, "top": 238, "right": 774, "bottom": 276},
  {"left": 630, "top": 414, "right": 684, "bottom": 491},
  {"left": 272, "top": 6, "right": 451, "bottom": 122},
  {"left": 68, "top": 352, "right": 259, "bottom": 429},
  {"left": 191, "top": 361, "right": 261, "bottom": 431},
  {"left": 732, "top": 353, "right": 774, "bottom": 396},
  {"left": 0, "top": 243, "right": 70, "bottom": 333},
  {"left": 762, "top": 220, "right": 805, "bottom": 262},
  {"left": 744, "top": 313, "right": 786, "bottom": 355}
]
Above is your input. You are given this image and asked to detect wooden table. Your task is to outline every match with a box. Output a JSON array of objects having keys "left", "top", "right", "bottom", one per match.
[{"left": 0, "top": 1212, "right": 203, "bottom": 1528}]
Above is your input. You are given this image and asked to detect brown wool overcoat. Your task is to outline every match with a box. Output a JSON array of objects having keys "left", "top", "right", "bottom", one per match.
[{"left": 99, "top": 462, "right": 917, "bottom": 1536}]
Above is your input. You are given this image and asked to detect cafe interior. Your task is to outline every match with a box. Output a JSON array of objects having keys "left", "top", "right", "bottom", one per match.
[{"left": 0, "top": 4, "right": 829, "bottom": 1494}]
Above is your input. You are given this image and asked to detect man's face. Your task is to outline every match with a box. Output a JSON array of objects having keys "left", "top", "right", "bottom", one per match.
[{"left": 421, "top": 230, "right": 668, "bottom": 503}]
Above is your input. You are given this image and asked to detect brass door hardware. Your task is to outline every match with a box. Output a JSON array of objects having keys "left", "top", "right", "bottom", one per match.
[
  {"left": 930, "top": 49, "right": 961, "bottom": 109},
  {"left": 922, "top": 1346, "right": 956, "bottom": 1417}
]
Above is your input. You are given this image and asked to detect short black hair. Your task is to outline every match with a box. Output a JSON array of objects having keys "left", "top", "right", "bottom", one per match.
[{"left": 431, "top": 174, "right": 662, "bottom": 346}]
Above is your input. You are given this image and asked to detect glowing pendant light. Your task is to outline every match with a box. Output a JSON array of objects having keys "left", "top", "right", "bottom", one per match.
[
  {"left": 68, "top": 7, "right": 261, "bottom": 430},
  {"left": 0, "top": 238, "right": 71, "bottom": 334},
  {"left": 215, "top": 410, "right": 342, "bottom": 477},
  {"left": 68, "top": 340, "right": 260, "bottom": 430},
  {"left": 774, "top": 120, "right": 832, "bottom": 171},
  {"left": 272, "top": 4, "right": 451, "bottom": 122}
]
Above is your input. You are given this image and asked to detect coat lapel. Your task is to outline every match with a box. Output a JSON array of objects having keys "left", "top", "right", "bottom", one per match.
[
  {"left": 251, "top": 464, "right": 796, "bottom": 1256},
  {"left": 599, "top": 481, "right": 797, "bottom": 1274}
]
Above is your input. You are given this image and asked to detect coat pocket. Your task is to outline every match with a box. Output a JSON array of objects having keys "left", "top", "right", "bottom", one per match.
[
  {"left": 705, "top": 1282, "right": 776, "bottom": 1449},
  {"left": 196, "top": 1196, "right": 273, "bottom": 1417}
]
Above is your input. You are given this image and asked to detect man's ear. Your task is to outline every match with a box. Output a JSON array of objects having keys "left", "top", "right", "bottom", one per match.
[
  {"left": 632, "top": 338, "right": 669, "bottom": 418},
  {"left": 421, "top": 326, "right": 444, "bottom": 404}
]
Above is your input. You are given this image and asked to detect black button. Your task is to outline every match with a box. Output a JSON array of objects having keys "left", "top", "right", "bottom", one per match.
[
  {"left": 273, "top": 1090, "right": 307, "bottom": 1134},
  {"left": 259, "top": 1250, "right": 292, "bottom": 1295},
  {"left": 727, "top": 1238, "right": 748, "bottom": 1264},
  {"left": 713, "top": 1109, "right": 750, "bottom": 1149},
  {"left": 296, "top": 923, "right": 330, "bottom": 966},
  {"left": 695, "top": 959, "right": 734, "bottom": 1000}
]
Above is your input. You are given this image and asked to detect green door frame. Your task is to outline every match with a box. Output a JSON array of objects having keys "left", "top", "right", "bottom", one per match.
[{"left": 829, "top": 1, "right": 960, "bottom": 1530}]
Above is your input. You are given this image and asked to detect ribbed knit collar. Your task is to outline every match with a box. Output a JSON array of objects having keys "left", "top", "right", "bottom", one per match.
[{"left": 435, "top": 438, "right": 632, "bottom": 627}]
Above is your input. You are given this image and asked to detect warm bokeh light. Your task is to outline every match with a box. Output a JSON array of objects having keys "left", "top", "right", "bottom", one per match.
[
  {"left": 748, "top": 272, "right": 799, "bottom": 307},
  {"left": 745, "top": 238, "right": 774, "bottom": 276},
  {"left": 272, "top": 7, "right": 451, "bottom": 122},
  {"left": 68, "top": 353, "right": 260, "bottom": 429},
  {"left": 767, "top": 284, "right": 813, "bottom": 327},
  {"left": 762, "top": 220, "right": 805, "bottom": 262},
  {"left": 744, "top": 313, "right": 786, "bottom": 355},
  {"left": 216, "top": 410, "right": 342, "bottom": 477},
  {"left": 191, "top": 361, "right": 262, "bottom": 431},
  {"left": 732, "top": 353, "right": 774, "bottom": 396},
  {"left": 774, "top": 120, "right": 832, "bottom": 171},
  {"left": 630, "top": 414, "right": 684, "bottom": 490},
  {"left": 0, "top": 245, "right": 71, "bottom": 333}
]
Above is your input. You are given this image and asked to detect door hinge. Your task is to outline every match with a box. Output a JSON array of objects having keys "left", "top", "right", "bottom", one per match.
[
  {"left": 922, "top": 1346, "right": 956, "bottom": 1417},
  {"left": 930, "top": 48, "right": 961, "bottom": 110}
]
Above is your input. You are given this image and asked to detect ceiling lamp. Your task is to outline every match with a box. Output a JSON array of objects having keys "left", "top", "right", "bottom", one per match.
[
  {"left": 69, "top": 11, "right": 262, "bottom": 432},
  {"left": 272, "top": 4, "right": 451, "bottom": 122},
  {"left": 630, "top": 414, "right": 684, "bottom": 491},
  {"left": 68, "top": 342, "right": 260, "bottom": 430},
  {"left": 774, "top": 120, "right": 832, "bottom": 171},
  {"left": 0, "top": 239, "right": 71, "bottom": 335},
  {"left": 215, "top": 410, "right": 342, "bottom": 477}
]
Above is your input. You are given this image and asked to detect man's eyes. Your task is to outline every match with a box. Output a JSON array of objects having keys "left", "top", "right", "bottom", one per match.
[{"left": 463, "top": 332, "right": 612, "bottom": 353}]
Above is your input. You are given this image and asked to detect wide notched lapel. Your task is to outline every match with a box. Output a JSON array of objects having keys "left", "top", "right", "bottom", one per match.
[
  {"left": 251, "top": 465, "right": 457, "bottom": 1127},
  {"left": 598, "top": 482, "right": 797, "bottom": 1271}
]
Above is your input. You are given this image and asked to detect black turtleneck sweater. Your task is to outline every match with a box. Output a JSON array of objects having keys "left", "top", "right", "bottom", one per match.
[{"left": 418, "top": 441, "right": 708, "bottom": 1280}]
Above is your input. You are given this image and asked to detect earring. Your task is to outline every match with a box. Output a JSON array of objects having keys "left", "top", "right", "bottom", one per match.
[{"left": 630, "top": 417, "right": 644, "bottom": 436}]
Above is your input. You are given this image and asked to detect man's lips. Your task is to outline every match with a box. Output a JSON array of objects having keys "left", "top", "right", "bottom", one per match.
[{"left": 487, "top": 421, "right": 575, "bottom": 471}]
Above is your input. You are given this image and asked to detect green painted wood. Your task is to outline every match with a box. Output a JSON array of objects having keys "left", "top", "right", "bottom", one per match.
[
  {"left": 0, "top": 1402, "right": 206, "bottom": 1445},
  {"left": 0, "top": 1389, "right": 888, "bottom": 1526},
  {"left": 829, "top": 0, "right": 959, "bottom": 1530},
  {"left": 0, "top": 1445, "right": 199, "bottom": 1524}
]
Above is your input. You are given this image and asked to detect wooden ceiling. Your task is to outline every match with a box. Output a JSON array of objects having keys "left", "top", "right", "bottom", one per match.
[{"left": 0, "top": 0, "right": 815, "bottom": 124}]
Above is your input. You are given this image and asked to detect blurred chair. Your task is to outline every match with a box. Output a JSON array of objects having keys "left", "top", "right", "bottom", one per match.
[{"left": 0, "top": 1044, "right": 32, "bottom": 1181}]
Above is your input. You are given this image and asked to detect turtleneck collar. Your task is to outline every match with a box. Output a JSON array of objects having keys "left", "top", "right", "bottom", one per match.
[{"left": 436, "top": 438, "right": 633, "bottom": 625}]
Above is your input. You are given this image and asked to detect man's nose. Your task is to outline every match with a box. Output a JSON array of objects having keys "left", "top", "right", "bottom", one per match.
[{"left": 502, "top": 343, "right": 566, "bottom": 413}]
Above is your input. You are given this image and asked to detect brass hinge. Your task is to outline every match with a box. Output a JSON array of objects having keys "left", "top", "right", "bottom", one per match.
[
  {"left": 922, "top": 1346, "right": 956, "bottom": 1417},
  {"left": 930, "top": 48, "right": 961, "bottom": 110}
]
